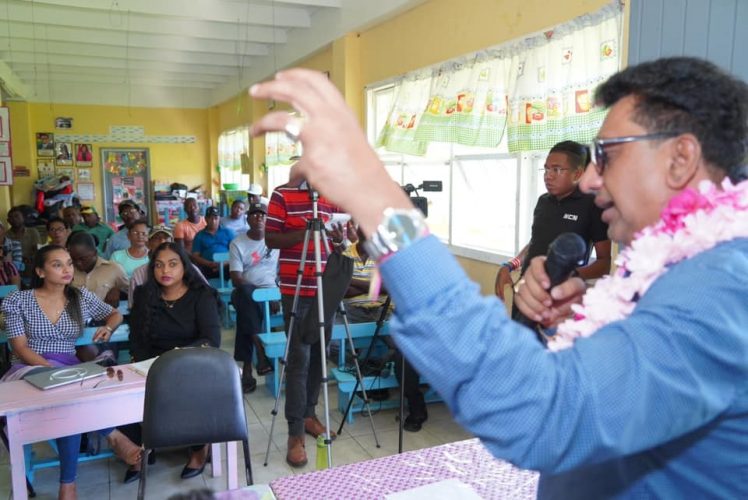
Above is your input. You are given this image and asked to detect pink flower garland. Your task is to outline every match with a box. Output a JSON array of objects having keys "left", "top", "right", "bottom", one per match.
[{"left": 549, "top": 178, "right": 748, "bottom": 351}]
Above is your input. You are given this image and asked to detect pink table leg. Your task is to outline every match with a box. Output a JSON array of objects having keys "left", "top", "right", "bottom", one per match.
[
  {"left": 6, "top": 415, "right": 29, "bottom": 500},
  {"left": 227, "top": 441, "right": 238, "bottom": 490},
  {"left": 211, "top": 443, "right": 222, "bottom": 477}
]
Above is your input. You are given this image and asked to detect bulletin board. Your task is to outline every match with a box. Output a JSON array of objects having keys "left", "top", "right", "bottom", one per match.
[{"left": 100, "top": 148, "right": 151, "bottom": 225}]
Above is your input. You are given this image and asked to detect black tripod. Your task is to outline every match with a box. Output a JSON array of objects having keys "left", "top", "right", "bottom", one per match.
[
  {"left": 262, "top": 187, "right": 380, "bottom": 467},
  {"left": 336, "top": 295, "right": 410, "bottom": 454}
]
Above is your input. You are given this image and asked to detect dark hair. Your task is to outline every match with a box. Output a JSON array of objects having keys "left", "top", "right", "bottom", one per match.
[
  {"left": 595, "top": 57, "right": 748, "bottom": 176},
  {"left": 67, "top": 231, "right": 97, "bottom": 252},
  {"left": 118, "top": 200, "right": 139, "bottom": 213},
  {"left": 133, "top": 242, "right": 222, "bottom": 349},
  {"left": 549, "top": 140, "right": 589, "bottom": 169},
  {"left": 31, "top": 245, "right": 84, "bottom": 332},
  {"left": 128, "top": 219, "right": 149, "bottom": 234},
  {"left": 7, "top": 206, "right": 22, "bottom": 217},
  {"left": 46, "top": 217, "right": 70, "bottom": 231},
  {"left": 230, "top": 199, "right": 246, "bottom": 208}
]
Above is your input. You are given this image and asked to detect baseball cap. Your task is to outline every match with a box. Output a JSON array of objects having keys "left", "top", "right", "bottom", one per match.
[
  {"left": 80, "top": 206, "right": 97, "bottom": 215},
  {"left": 149, "top": 225, "right": 173, "bottom": 239},
  {"left": 247, "top": 184, "right": 263, "bottom": 196},
  {"left": 118, "top": 200, "right": 139, "bottom": 212},
  {"left": 248, "top": 202, "right": 267, "bottom": 215},
  {"left": 205, "top": 206, "right": 220, "bottom": 217}
]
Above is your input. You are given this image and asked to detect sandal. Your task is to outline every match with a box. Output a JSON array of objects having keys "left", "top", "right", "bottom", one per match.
[{"left": 256, "top": 360, "right": 274, "bottom": 375}]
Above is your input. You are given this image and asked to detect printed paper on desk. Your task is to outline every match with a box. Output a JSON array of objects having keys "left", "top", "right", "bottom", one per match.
[
  {"left": 129, "top": 357, "right": 158, "bottom": 377},
  {"left": 384, "top": 478, "right": 483, "bottom": 500}
]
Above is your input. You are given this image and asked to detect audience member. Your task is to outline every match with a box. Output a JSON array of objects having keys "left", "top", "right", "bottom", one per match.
[
  {"left": 266, "top": 178, "right": 337, "bottom": 467},
  {"left": 61, "top": 206, "right": 86, "bottom": 233},
  {"left": 110, "top": 220, "right": 150, "bottom": 277},
  {"left": 0, "top": 245, "right": 139, "bottom": 500},
  {"left": 191, "top": 206, "right": 233, "bottom": 278},
  {"left": 104, "top": 200, "right": 140, "bottom": 258},
  {"left": 68, "top": 232, "right": 128, "bottom": 308},
  {"left": 228, "top": 201, "right": 279, "bottom": 392},
  {"left": 0, "top": 221, "right": 23, "bottom": 271},
  {"left": 220, "top": 199, "right": 249, "bottom": 236},
  {"left": 46, "top": 217, "right": 72, "bottom": 247},
  {"left": 0, "top": 243, "right": 20, "bottom": 287},
  {"left": 248, "top": 59, "right": 748, "bottom": 498},
  {"left": 80, "top": 206, "right": 114, "bottom": 254},
  {"left": 173, "top": 198, "right": 206, "bottom": 253},
  {"left": 7, "top": 206, "right": 41, "bottom": 280},
  {"left": 247, "top": 183, "right": 263, "bottom": 205},
  {"left": 128, "top": 242, "right": 221, "bottom": 481}
]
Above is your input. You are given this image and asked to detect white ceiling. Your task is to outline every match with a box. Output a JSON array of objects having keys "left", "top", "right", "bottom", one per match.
[{"left": 0, "top": 0, "right": 423, "bottom": 108}]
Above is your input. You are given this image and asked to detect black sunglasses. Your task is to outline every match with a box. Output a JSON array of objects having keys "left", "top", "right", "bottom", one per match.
[{"left": 589, "top": 132, "right": 683, "bottom": 175}]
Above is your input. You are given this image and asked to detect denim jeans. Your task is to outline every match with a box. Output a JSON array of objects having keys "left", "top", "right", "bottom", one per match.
[
  {"left": 282, "top": 295, "right": 332, "bottom": 436},
  {"left": 57, "top": 434, "right": 82, "bottom": 484}
]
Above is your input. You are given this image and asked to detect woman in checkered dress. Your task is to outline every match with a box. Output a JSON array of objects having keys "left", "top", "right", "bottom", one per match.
[{"left": 0, "top": 245, "right": 139, "bottom": 500}]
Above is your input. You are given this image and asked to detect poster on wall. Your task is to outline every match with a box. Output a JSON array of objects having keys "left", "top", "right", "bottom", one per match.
[
  {"left": 100, "top": 148, "right": 151, "bottom": 224},
  {"left": 37, "top": 159, "right": 55, "bottom": 178},
  {"left": 37, "top": 132, "right": 55, "bottom": 157},
  {"left": 0, "top": 107, "right": 9, "bottom": 141},
  {"left": 77, "top": 182, "right": 95, "bottom": 200},
  {"left": 55, "top": 142, "right": 73, "bottom": 165},
  {"left": 56, "top": 166, "right": 76, "bottom": 179},
  {"left": 77, "top": 168, "right": 91, "bottom": 181},
  {"left": 0, "top": 158, "right": 12, "bottom": 185},
  {"left": 75, "top": 143, "right": 93, "bottom": 167}
]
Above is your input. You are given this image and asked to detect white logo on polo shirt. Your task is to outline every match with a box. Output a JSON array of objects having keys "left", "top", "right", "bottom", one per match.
[{"left": 563, "top": 213, "right": 579, "bottom": 221}]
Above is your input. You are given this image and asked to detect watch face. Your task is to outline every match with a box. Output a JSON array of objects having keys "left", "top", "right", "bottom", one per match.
[{"left": 385, "top": 210, "right": 425, "bottom": 246}]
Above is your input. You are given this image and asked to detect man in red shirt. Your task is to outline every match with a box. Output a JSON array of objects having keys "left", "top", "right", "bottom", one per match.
[{"left": 265, "top": 179, "right": 337, "bottom": 467}]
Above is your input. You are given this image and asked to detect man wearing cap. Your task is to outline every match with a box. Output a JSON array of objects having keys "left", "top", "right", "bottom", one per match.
[
  {"left": 229, "top": 202, "right": 279, "bottom": 392},
  {"left": 80, "top": 206, "right": 114, "bottom": 254},
  {"left": 220, "top": 199, "right": 249, "bottom": 237},
  {"left": 104, "top": 200, "right": 141, "bottom": 258},
  {"left": 191, "top": 206, "right": 234, "bottom": 278},
  {"left": 247, "top": 183, "right": 263, "bottom": 205},
  {"left": 174, "top": 198, "right": 206, "bottom": 253}
]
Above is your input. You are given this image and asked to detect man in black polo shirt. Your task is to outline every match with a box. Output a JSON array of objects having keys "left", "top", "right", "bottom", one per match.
[{"left": 495, "top": 141, "right": 611, "bottom": 304}]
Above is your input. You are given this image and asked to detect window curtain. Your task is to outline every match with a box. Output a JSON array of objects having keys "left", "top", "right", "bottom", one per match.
[
  {"left": 376, "top": 1, "right": 622, "bottom": 155},
  {"left": 218, "top": 127, "right": 250, "bottom": 188},
  {"left": 506, "top": 6, "right": 621, "bottom": 151},
  {"left": 265, "top": 131, "right": 302, "bottom": 168}
]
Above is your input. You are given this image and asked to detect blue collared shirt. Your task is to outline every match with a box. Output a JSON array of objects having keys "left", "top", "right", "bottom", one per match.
[
  {"left": 192, "top": 226, "right": 234, "bottom": 262},
  {"left": 381, "top": 235, "right": 748, "bottom": 499}
]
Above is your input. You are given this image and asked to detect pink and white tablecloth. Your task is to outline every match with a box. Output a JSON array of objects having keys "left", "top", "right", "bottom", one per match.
[{"left": 270, "top": 438, "right": 538, "bottom": 499}]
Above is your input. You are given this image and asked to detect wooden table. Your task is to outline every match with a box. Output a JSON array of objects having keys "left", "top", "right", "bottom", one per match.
[
  {"left": 270, "top": 438, "right": 538, "bottom": 499},
  {"left": 0, "top": 364, "right": 239, "bottom": 500}
]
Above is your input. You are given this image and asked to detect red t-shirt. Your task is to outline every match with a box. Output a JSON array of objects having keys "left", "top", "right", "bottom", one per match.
[{"left": 266, "top": 183, "right": 335, "bottom": 296}]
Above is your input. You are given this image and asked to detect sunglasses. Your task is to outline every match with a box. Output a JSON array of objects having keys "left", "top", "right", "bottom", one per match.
[
  {"left": 91, "top": 367, "right": 124, "bottom": 389},
  {"left": 589, "top": 132, "right": 683, "bottom": 175}
]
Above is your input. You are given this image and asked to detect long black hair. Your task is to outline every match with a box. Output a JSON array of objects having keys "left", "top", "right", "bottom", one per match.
[
  {"left": 130, "top": 242, "right": 222, "bottom": 356},
  {"left": 31, "top": 244, "right": 83, "bottom": 332}
]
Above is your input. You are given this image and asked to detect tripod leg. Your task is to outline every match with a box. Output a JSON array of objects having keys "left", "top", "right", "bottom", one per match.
[
  {"left": 263, "top": 227, "right": 313, "bottom": 467},
  {"left": 335, "top": 303, "right": 381, "bottom": 447}
]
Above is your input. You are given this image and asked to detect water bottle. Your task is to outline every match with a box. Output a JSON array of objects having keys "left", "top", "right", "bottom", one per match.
[{"left": 315, "top": 435, "right": 329, "bottom": 470}]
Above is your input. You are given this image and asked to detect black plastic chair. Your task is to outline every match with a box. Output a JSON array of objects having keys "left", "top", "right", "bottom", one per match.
[{"left": 137, "top": 347, "right": 252, "bottom": 499}]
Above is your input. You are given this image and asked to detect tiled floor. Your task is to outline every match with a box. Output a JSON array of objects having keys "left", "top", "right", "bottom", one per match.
[{"left": 0, "top": 328, "right": 472, "bottom": 499}]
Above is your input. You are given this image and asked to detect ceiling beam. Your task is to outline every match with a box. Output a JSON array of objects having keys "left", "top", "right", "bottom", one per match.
[
  {"left": 18, "top": 74, "right": 219, "bottom": 89},
  {"left": 11, "top": 64, "right": 229, "bottom": 83},
  {"left": 6, "top": 0, "right": 313, "bottom": 29},
  {"left": 0, "top": 60, "right": 31, "bottom": 99},
  {"left": 0, "top": 22, "right": 276, "bottom": 54}
]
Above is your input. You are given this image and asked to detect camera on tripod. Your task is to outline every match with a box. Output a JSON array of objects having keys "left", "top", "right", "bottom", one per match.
[{"left": 402, "top": 180, "right": 442, "bottom": 218}]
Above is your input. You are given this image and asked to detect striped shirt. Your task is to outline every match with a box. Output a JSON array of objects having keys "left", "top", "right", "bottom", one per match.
[{"left": 266, "top": 183, "right": 335, "bottom": 296}]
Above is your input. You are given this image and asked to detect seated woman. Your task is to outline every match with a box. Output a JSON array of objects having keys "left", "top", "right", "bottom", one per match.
[
  {"left": 46, "top": 217, "right": 72, "bottom": 248},
  {"left": 0, "top": 245, "right": 141, "bottom": 500},
  {"left": 110, "top": 220, "right": 150, "bottom": 278},
  {"left": 127, "top": 242, "right": 222, "bottom": 482}
]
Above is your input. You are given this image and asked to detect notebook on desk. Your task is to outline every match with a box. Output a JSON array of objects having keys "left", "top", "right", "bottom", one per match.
[{"left": 24, "top": 362, "right": 107, "bottom": 390}]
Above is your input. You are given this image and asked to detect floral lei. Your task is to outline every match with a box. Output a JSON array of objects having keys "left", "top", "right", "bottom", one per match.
[{"left": 549, "top": 177, "right": 748, "bottom": 352}]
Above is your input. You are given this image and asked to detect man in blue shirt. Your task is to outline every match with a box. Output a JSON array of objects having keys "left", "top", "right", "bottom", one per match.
[
  {"left": 191, "top": 206, "right": 234, "bottom": 278},
  {"left": 248, "top": 57, "right": 748, "bottom": 498}
]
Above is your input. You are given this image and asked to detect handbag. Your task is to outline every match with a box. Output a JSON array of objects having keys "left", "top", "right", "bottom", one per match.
[{"left": 301, "top": 252, "right": 353, "bottom": 344}]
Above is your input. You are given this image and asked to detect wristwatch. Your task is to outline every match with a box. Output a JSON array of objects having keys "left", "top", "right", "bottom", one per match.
[{"left": 364, "top": 208, "right": 429, "bottom": 261}]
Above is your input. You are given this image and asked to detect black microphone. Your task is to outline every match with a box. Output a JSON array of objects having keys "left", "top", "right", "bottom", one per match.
[{"left": 515, "top": 232, "right": 587, "bottom": 334}]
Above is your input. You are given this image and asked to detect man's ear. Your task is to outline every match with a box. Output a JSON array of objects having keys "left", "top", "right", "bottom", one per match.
[
  {"left": 666, "top": 134, "right": 701, "bottom": 189},
  {"left": 572, "top": 166, "right": 585, "bottom": 182}
]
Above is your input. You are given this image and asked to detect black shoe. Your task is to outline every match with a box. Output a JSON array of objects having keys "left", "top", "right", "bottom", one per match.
[
  {"left": 403, "top": 413, "right": 427, "bottom": 432},
  {"left": 180, "top": 450, "right": 208, "bottom": 479},
  {"left": 123, "top": 467, "right": 140, "bottom": 484},
  {"left": 147, "top": 450, "right": 157, "bottom": 465},
  {"left": 242, "top": 375, "right": 257, "bottom": 393}
]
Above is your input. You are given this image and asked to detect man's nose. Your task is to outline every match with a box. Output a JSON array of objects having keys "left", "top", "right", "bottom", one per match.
[{"left": 579, "top": 163, "right": 602, "bottom": 194}]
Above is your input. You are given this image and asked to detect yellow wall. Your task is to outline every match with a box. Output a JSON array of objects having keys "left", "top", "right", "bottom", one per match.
[{"left": 7, "top": 102, "right": 211, "bottom": 220}]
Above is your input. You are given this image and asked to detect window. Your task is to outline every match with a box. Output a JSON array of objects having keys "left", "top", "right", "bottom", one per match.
[
  {"left": 217, "top": 127, "right": 251, "bottom": 190},
  {"left": 367, "top": 84, "right": 550, "bottom": 262}
]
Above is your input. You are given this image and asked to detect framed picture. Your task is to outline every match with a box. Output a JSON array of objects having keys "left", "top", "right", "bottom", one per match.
[
  {"left": 0, "top": 158, "right": 11, "bottom": 185},
  {"left": 77, "top": 182, "right": 95, "bottom": 200},
  {"left": 75, "top": 143, "right": 93, "bottom": 167},
  {"left": 101, "top": 148, "right": 151, "bottom": 224},
  {"left": 37, "top": 159, "right": 55, "bottom": 178},
  {"left": 56, "top": 166, "right": 75, "bottom": 179},
  {"left": 37, "top": 132, "right": 55, "bottom": 157},
  {"left": 55, "top": 142, "right": 73, "bottom": 165},
  {"left": 55, "top": 117, "right": 73, "bottom": 129},
  {"left": 77, "top": 168, "right": 91, "bottom": 181}
]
